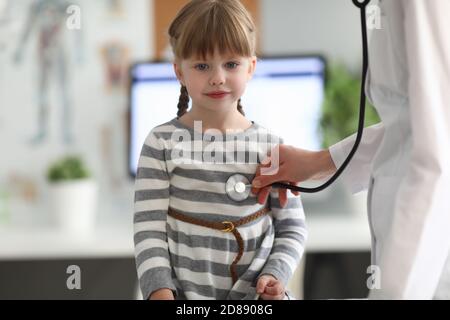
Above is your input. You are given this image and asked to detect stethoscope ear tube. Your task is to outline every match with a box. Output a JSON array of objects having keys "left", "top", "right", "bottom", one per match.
[
  {"left": 352, "top": 0, "right": 371, "bottom": 8},
  {"left": 274, "top": 0, "right": 371, "bottom": 194}
]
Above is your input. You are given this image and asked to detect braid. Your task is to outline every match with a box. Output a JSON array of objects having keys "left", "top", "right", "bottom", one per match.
[
  {"left": 237, "top": 98, "right": 245, "bottom": 116},
  {"left": 177, "top": 86, "right": 190, "bottom": 118}
]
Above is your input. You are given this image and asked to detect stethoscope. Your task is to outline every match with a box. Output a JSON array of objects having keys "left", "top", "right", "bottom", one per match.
[{"left": 226, "top": 0, "right": 371, "bottom": 202}]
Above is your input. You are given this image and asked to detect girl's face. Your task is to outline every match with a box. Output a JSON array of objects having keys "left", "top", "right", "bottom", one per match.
[{"left": 174, "top": 51, "right": 257, "bottom": 114}]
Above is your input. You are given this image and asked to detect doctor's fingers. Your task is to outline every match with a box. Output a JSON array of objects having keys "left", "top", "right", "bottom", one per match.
[
  {"left": 252, "top": 163, "right": 289, "bottom": 190},
  {"left": 251, "top": 162, "right": 273, "bottom": 197},
  {"left": 275, "top": 181, "right": 301, "bottom": 207},
  {"left": 278, "top": 187, "right": 288, "bottom": 208},
  {"left": 251, "top": 163, "right": 292, "bottom": 205},
  {"left": 251, "top": 176, "right": 271, "bottom": 206},
  {"left": 277, "top": 182, "right": 300, "bottom": 207},
  {"left": 286, "top": 181, "right": 301, "bottom": 196},
  {"left": 256, "top": 187, "right": 271, "bottom": 205},
  {"left": 253, "top": 179, "right": 291, "bottom": 206}
]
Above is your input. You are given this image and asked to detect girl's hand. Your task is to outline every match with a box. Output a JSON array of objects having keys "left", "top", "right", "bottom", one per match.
[
  {"left": 251, "top": 145, "right": 336, "bottom": 207},
  {"left": 149, "top": 288, "right": 175, "bottom": 300},
  {"left": 256, "top": 274, "right": 285, "bottom": 300}
]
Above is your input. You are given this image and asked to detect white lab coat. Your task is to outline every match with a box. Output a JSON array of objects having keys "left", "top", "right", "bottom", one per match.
[{"left": 329, "top": 0, "right": 450, "bottom": 299}]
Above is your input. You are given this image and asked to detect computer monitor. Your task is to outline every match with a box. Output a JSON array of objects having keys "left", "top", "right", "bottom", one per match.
[{"left": 128, "top": 55, "right": 326, "bottom": 177}]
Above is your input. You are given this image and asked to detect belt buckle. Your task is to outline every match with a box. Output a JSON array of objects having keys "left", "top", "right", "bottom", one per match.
[{"left": 221, "top": 221, "right": 235, "bottom": 232}]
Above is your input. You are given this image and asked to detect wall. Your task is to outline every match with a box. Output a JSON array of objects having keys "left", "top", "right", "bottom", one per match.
[
  {"left": 0, "top": 0, "right": 152, "bottom": 224},
  {"left": 0, "top": 0, "right": 363, "bottom": 225},
  {"left": 261, "top": 0, "right": 362, "bottom": 71}
]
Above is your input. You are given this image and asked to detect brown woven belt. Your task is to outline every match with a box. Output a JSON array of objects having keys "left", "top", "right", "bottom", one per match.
[{"left": 167, "top": 206, "right": 270, "bottom": 284}]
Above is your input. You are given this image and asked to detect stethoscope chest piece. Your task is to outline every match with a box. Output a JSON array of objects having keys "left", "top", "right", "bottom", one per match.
[{"left": 226, "top": 174, "right": 251, "bottom": 202}]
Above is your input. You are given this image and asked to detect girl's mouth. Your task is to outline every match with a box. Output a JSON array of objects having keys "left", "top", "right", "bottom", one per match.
[{"left": 205, "top": 92, "right": 230, "bottom": 99}]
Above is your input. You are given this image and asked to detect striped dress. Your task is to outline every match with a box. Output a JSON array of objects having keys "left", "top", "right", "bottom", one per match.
[{"left": 134, "top": 117, "right": 307, "bottom": 300}]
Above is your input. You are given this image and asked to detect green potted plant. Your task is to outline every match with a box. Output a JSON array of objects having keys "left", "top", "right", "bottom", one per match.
[
  {"left": 320, "top": 64, "right": 380, "bottom": 148},
  {"left": 47, "top": 156, "right": 98, "bottom": 233},
  {"left": 319, "top": 64, "right": 381, "bottom": 211}
]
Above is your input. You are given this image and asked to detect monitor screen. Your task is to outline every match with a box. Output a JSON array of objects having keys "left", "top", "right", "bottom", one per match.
[{"left": 129, "top": 56, "right": 326, "bottom": 177}]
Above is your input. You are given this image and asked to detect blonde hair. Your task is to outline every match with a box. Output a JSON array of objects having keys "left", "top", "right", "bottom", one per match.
[{"left": 168, "top": 0, "right": 257, "bottom": 117}]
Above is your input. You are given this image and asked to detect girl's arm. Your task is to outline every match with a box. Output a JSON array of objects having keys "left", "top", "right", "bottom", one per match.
[
  {"left": 134, "top": 130, "right": 176, "bottom": 300},
  {"left": 257, "top": 187, "right": 307, "bottom": 288}
]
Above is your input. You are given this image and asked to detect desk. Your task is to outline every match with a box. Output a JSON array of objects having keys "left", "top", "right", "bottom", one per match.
[
  {"left": 0, "top": 203, "right": 371, "bottom": 299},
  {"left": 0, "top": 212, "right": 371, "bottom": 260},
  {"left": 0, "top": 211, "right": 371, "bottom": 262}
]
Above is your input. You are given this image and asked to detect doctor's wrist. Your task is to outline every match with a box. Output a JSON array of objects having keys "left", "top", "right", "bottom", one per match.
[{"left": 312, "top": 150, "right": 337, "bottom": 180}]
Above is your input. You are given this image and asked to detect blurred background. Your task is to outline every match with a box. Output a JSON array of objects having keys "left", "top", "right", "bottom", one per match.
[{"left": 0, "top": 0, "right": 381, "bottom": 299}]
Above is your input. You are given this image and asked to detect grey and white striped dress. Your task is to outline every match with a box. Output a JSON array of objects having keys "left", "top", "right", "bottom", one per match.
[{"left": 134, "top": 118, "right": 307, "bottom": 300}]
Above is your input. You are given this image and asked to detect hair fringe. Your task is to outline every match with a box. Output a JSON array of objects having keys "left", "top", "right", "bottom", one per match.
[{"left": 169, "top": 0, "right": 256, "bottom": 60}]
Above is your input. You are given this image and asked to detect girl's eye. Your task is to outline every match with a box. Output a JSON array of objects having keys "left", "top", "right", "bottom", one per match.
[
  {"left": 195, "top": 64, "right": 209, "bottom": 71},
  {"left": 225, "top": 62, "right": 239, "bottom": 69}
]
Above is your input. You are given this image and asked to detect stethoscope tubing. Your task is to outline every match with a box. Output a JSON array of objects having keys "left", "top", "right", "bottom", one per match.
[{"left": 271, "top": 0, "right": 371, "bottom": 194}]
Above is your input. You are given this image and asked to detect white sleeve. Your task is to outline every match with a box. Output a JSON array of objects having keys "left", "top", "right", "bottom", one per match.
[
  {"left": 328, "top": 122, "right": 385, "bottom": 194},
  {"left": 369, "top": 0, "right": 450, "bottom": 299}
]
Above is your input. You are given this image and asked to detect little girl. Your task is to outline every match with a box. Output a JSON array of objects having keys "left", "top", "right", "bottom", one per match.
[{"left": 134, "top": 0, "right": 307, "bottom": 300}]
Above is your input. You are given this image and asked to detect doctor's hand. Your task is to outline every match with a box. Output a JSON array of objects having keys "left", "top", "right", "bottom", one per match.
[
  {"left": 256, "top": 274, "right": 285, "bottom": 300},
  {"left": 251, "top": 144, "right": 336, "bottom": 207}
]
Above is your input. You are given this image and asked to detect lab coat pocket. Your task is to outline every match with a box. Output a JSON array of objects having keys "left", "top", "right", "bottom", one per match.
[{"left": 369, "top": 176, "right": 401, "bottom": 249}]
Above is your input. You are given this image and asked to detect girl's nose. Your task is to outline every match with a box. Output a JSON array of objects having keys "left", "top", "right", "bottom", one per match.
[{"left": 209, "top": 70, "right": 225, "bottom": 86}]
